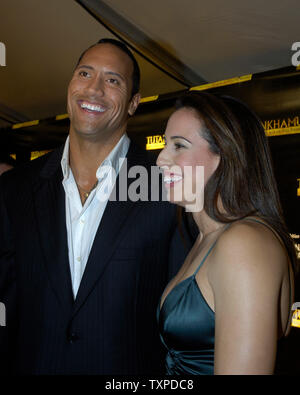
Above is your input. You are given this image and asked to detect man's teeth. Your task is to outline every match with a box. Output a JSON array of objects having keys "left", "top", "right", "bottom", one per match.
[
  {"left": 164, "top": 175, "right": 182, "bottom": 184},
  {"left": 80, "top": 102, "right": 105, "bottom": 112}
]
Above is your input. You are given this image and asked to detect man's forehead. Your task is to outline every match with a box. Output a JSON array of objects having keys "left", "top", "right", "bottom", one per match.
[
  {"left": 75, "top": 43, "right": 134, "bottom": 86},
  {"left": 80, "top": 43, "right": 132, "bottom": 66}
]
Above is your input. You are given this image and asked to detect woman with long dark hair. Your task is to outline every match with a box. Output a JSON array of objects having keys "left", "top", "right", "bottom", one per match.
[{"left": 157, "top": 91, "right": 297, "bottom": 374}]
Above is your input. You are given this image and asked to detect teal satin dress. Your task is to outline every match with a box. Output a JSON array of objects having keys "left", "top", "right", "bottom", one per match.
[
  {"left": 157, "top": 239, "right": 218, "bottom": 375},
  {"left": 157, "top": 218, "right": 292, "bottom": 375}
]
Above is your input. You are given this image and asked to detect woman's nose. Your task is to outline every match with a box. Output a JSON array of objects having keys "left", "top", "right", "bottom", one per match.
[
  {"left": 157, "top": 149, "right": 173, "bottom": 176},
  {"left": 156, "top": 149, "right": 167, "bottom": 168}
]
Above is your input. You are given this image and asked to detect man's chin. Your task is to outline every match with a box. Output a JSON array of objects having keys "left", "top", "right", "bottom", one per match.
[{"left": 71, "top": 124, "right": 105, "bottom": 139}]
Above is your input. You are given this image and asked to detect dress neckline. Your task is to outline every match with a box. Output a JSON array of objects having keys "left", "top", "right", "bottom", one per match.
[{"left": 160, "top": 224, "right": 230, "bottom": 311}]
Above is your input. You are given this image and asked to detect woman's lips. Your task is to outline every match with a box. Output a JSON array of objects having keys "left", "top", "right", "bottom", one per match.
[{"left": 163, "top": 173, "right": 183, "bottom": 188}]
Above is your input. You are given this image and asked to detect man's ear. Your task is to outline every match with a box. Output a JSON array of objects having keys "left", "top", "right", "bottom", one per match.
[{"left": 128, "top": 93, "right": 141, "bottom": 116}]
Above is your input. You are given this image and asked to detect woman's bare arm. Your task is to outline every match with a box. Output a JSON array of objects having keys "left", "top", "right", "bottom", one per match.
[{"left": 210, "top": 221, "right": 287, "bottom": 374}]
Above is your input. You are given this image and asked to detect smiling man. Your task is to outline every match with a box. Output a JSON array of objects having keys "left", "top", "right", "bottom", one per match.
[
  {"left": 67, "top": 40, "right": 140, "bottom": 208},
  {"left": 0, "top": 39, "right": 187, "bottom": 375}
]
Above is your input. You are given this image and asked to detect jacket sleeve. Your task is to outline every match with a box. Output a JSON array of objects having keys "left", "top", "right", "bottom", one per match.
[{"left": 0, "top": 175, "right": 17, "bottom": 374}]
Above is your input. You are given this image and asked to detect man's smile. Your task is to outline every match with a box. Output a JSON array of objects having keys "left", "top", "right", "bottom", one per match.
[{"left": 77, "top": 100, "right": 107, "bottom": 115}]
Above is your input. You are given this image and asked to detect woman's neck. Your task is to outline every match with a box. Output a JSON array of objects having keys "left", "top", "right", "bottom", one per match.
[{"left": 192, "top": 210, "right": 227, "bottom": 242}]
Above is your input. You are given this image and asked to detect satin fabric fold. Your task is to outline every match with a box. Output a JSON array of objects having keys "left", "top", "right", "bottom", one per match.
[{"left": 158, "top": 275, "right": 215, "bottom": 375}]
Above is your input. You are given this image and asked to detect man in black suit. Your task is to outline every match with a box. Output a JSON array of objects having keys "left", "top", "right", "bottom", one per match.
[{"left": 0, "top": 39, "right": 187, "bottom": 375}]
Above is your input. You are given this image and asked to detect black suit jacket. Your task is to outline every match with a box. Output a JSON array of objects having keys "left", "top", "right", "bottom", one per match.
[{"left": 0, "top": 141, "right": 188, "bottom": 375}]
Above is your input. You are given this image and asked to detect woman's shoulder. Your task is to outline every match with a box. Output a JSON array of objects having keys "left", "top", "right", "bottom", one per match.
[
  {"left": 207, "top": 217, "right": 290, "bottom": 319},
  {"left": 211, "top": 216, "right": 288, "bottom": 276}
]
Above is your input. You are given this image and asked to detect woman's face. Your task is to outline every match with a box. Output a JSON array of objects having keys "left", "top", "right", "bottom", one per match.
[{"left": 157, "top": 107, "right": 220, "bottom": 212}]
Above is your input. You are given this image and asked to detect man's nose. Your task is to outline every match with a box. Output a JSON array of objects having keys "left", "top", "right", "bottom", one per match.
[{"left": 86, "top": 76, "right": 105, "bottom": 96}]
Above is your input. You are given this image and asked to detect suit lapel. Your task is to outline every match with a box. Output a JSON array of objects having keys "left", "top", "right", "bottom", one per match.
[
  {"left": 71, "top": 142, "right": 147, "bottom": 317},
  {"left": 32, "top": 141, "right": 152, "bottom": 318},
  {"left": 34, "top": 147, "right": 74, "bottom": 313}
]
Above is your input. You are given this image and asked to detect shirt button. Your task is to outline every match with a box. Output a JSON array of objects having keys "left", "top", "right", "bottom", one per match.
[
  {"left": 80, "top": 219, "right": 85, "bottom": 224},
  {"left": 76, "top": 257, "right": 81, "bottom": 262}
]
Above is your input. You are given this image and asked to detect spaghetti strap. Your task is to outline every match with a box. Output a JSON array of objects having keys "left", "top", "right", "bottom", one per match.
[
  {"left": 193, "top": 224, "right": 230, "bottom": 277},
  {"left": 243, "top": 217, "right": 285, "bottom": 248},
  {"left": 243, "top": 217, "right": 276, "bottom": 233}
]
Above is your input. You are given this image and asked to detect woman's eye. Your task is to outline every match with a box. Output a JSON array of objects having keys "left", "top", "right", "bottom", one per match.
[{"left": 174, "top": 142, "right": 185, "bottom": 150}]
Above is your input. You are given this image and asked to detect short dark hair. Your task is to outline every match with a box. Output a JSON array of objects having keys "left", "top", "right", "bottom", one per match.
[
  {"left": 175, "top": 91, "right": 297, "bottom": 272},
  {"left": 75, "top": 38, "right": 140, "bottom": 98}
]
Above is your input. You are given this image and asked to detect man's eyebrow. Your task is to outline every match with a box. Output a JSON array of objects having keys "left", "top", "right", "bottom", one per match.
[
  {"left": 170, "top": 136, "right": 192, "bottom": 144},
  {"left": 76, "top": 65, "right": 94, "bottom": 71},
  {"left": 104, "top": 71, "right": 125, "bottom": 81},
  {"left": 75, "top": 66, "right": 125, "bottom": 81}
]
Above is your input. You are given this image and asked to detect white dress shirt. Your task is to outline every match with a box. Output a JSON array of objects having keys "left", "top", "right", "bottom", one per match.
[{"left": 61, "top": 134, "right": 130, "bottom": 298}]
